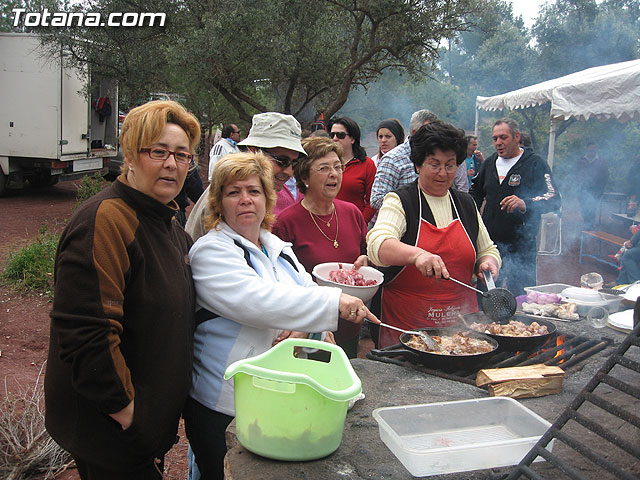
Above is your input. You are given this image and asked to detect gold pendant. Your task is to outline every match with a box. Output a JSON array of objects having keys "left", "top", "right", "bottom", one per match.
[
  {"left": 334, "top": 240, "right": 339, "bottom": 248},
  {"left": 327, "top": 222, "right": 331, "bottom": 227}
]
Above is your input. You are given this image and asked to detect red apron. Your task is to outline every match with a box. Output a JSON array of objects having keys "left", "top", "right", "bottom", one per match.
[{"left": 379, "top": 196, "right": 478, "bottom": 348}]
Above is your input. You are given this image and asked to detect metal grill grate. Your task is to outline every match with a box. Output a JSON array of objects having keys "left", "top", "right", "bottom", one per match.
[
  {"left": 505, "top": 321, "right": 640, "bottom": 480},
  {"left": 366, "top": 333, "right": 612, "bottom": 385}
]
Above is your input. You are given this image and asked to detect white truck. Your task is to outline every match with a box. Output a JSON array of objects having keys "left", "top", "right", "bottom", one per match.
[{"left": 0, "top": 32, "right": 118, "bottom": 196}]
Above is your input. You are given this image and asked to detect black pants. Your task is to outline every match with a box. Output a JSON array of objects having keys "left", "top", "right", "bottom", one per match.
[
  {"left": 74, "top": 456, "right": 163, "bottom": 480},
  {"left": 617, "top": 246, "right": 640, "bottom": 284},
  {"left": 183, "top": 396, "right": 233, "bottom": 480}
]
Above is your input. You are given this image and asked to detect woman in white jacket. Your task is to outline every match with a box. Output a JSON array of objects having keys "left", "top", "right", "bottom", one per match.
[{"left": 184, "top": 152, "right": 378, "bottom": 479}]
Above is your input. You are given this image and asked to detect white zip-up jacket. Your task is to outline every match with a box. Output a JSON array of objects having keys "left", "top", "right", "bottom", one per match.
[{"left": 188, "top": 222, "right": 342, "bottom": 416}]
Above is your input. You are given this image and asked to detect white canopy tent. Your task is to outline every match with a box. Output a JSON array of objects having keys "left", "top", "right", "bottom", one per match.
[{"left": 475, "top": 59, "right": 640, "bottom": 169}]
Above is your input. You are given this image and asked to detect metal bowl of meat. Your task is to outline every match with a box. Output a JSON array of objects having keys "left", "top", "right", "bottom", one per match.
[
  {"left": 399, "top": 328, "right": 499, "bottom": 371},
  {"left": 312, "top": 262, "right": 384, "bottom": 302},
  {"left": 465, "top": 312, "right": 557, "bottom": 351}
]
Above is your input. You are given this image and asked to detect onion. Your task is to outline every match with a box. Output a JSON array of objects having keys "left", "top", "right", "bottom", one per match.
[{"left": 537, "top": 293, "right": 561, "bottom": 304}]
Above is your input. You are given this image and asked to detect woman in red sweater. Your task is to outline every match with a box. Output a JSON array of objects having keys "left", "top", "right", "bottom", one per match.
[
  {"left": 329, "top": 117, "right": 377, "bottom": 223},
  {"left": 273, "top": 136, "right": 368, "bottom": 358}
]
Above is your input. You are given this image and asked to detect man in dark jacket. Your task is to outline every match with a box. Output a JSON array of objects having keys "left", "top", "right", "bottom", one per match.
[{"left": 470, "top": 118, "right": 561, "bottom": 296}]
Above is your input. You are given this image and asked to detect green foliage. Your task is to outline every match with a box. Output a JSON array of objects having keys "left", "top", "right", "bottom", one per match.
[
  {"left": 0, "top": 0, "right": 64, "bottom": 32},
  {"left": 75, "top": 172, "right": 108, "bottom": 208},
  {"left": 36, "top": 0, "right": 479, "bottom": 125},
  {"left": 533, "top": 0, "right": 640, "bottom": 78},
  {"left": 1, "top": 225, "right": 59, "bottom": 297}
]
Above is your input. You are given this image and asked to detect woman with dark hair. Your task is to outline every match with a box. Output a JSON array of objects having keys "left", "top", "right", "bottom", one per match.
[
  {"left": 329, "top": 117, "right": 377, "bottom": 223},
  {"left": 367, "top": 121, "right": 501, "bottom": 348},
  {"left": 273, "top": 137, "right": 370, "bottom": 358},
  {"left": 371, "top": 119, "right": 405, "bottom": 166}
]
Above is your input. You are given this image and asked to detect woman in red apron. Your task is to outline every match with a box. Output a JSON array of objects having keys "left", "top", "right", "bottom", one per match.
[{"left": 367, "top": 122, "right": 502, "bottom": 348}]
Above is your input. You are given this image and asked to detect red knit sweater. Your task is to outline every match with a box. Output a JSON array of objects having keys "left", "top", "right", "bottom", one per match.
[
  {"left": 273, "top": 199, "right": 367, "bottom": 342},
  {"left": 336, "top": 157, "right": 377, "bottom": 223}
]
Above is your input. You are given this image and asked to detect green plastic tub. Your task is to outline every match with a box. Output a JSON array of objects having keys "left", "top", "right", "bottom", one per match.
[{"left": 224, "top": 338, "right": 362, "bottom": 461}]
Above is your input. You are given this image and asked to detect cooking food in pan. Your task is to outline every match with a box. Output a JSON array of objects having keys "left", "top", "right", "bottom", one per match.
[
  {"left": 328, "top": 264, "right": 377, "bottom": 286},
  {"left": 406, "top": 331, "right": 495, "bottom": 355},
  {"left": 469, "top": 320, "right": 549, "bottom": 337}
]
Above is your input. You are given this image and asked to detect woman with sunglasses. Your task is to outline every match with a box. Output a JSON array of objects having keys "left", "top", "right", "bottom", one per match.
[
  {"left": 45, "top": 101, "right": 200, "bottom": 479},
  {"left": 273, "top": 137, "right": 369, "bottom": 358},
  {"left": 329, "top": 117, "right": 377, "bottom": 223},
  {"left": 367, "top": 121, "right": 501, "bottom": 348}
]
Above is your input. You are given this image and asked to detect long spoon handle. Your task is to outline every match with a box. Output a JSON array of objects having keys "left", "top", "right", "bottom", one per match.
[
  {"left": 447, "top": 276, "right": 485, "bottom": 295},
  {"left": 376, "top": 321, "right": 412, "bottom": 335}
]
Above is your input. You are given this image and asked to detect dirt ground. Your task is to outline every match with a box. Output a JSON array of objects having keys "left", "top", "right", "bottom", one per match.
[{"left": 0, "top": 176, "right": 627, "bottom": 480}]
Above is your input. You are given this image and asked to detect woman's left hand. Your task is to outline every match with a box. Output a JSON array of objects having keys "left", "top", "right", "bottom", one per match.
[
  {"left": 476, "top": 257, "right": 500, "bottom": 283},
  {"left": 353, "top": 255, "right": 369, "bottom": 269}
]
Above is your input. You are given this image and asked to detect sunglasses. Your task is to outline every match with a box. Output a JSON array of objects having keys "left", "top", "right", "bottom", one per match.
[
  {"left": 265, "top": 152, "right": 298, "bottom": 169},
  {"left": 330, "top": 131, "right": 348, "bottom": 139}
]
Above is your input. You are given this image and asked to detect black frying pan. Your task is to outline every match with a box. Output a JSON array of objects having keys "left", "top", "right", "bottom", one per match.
[
  {"left": 398, "top": 327, "right": 499, "bottom": 371},
  {"left": 463, "top": 312, "right": 557, "bottom": 351}
]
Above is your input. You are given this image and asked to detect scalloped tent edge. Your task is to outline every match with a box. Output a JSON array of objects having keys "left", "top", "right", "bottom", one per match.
[{"left": 474, "top": 59, "right": 640, "bottom": 169}]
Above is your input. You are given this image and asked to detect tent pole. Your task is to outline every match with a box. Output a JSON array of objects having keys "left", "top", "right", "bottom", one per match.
[
  {"left": 474, "top": 107, "right": 479, "bottom": 137},
  {"left": 547, "top": 117, "right": 557, "bottom": 170}
]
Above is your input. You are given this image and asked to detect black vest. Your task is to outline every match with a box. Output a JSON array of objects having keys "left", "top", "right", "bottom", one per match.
[{"left": 377, "top": 181, "right": 480, "bottom": 285}]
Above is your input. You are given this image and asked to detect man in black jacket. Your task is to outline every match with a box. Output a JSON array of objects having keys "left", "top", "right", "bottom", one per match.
[{"left": 470, "top": 118, "right": 561, "bottom": 296}]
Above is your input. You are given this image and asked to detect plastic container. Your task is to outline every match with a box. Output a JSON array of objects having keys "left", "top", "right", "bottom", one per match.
[
  {"left": 373, "top": 397, "right": 553, "bottom": 477},
  {"left": 224, "top": 338, "right": 362, "bottom": 461},
  {"left": 524, "top": 283, "right": 622, "bottom": 316},
  {"left": 312, "top": 262, "right": 383, "bottom": 302}
]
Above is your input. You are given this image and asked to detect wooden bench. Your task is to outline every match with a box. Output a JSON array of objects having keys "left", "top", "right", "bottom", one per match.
[{"left": 579, "top": 230, "right": 626, "bottom": 268}]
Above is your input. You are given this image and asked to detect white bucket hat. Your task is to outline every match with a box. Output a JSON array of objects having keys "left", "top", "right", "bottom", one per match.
[{"left": 238, "top": 112, "right": 306, "bottom": 155}]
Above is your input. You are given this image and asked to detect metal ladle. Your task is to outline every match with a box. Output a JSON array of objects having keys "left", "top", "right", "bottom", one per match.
[{"left": 376, "top": 322, "right": 441, "bottom": 352}]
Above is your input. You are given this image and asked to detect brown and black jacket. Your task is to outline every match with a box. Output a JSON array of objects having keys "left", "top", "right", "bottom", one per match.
[{"left": 45, "top": 177, "right": 195, "bottom": 470}]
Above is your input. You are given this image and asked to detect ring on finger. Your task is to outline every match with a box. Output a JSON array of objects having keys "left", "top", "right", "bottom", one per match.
[{"left": 349, "top": 310, "right": 356, "bottom": 316}]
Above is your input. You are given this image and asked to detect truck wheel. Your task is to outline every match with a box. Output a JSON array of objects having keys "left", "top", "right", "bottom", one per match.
[
  {"left": 0, "top": 172, "right": 7, "bottom": 196},
  {"left": 29, "top": 171, "right": 58, "bottom": 188}
]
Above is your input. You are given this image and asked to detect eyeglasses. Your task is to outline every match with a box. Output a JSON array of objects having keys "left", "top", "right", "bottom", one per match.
[
  {"left": 313, "top": 163, "right": 344, "bottom": 174},
  {"left": 140, "top": 147, "right": 193, "bottom": 165},
  {"left": 329, "top": 131, "right": 348, "bottom": 139},
  {"left": 424, "top": 162, "right": 458, "bottom": 173}
]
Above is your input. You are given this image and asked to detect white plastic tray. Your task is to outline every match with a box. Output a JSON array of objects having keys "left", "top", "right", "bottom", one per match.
[
  {"left": 524, "top": 283, "right": 622, "bottom": 316},
  {"left": 373, "top": 397, "right": 553, "bottom": 477}
]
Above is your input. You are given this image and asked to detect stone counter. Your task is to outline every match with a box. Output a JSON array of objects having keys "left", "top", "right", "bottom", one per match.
[{"left": 224, "top": 321, "right": 633, "bottom": 479}]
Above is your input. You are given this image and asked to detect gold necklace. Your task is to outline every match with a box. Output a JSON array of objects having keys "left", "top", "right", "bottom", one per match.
[
  {"left": 311, "top": 204, "right": 335, "bottom": 227},
  {"left": 307, "top": 203, "right": 339, "bottom": 248}
]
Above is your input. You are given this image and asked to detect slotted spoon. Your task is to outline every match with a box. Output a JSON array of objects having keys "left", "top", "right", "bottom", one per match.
[{"left": 446, "top": 271, "right": 517, "bottom": 321}]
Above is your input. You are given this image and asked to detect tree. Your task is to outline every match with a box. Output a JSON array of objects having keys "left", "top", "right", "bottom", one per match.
[
  {"left": 1, "top": 0, "right": 63, "bottom": 32},
  {"left": 35, "top": 0, "right": 480, "bottom": 126},
  {"left": 533, "top": 0, "right": 640, "bottom": 78}
]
